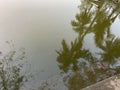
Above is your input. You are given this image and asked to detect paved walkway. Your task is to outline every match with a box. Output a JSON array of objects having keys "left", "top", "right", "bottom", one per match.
[{"left": 82, "top": 75, "right": 120, "bottom": 90}]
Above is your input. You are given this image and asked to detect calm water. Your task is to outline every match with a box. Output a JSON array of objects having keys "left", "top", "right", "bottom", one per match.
[
  {"left": 0, "top": 0, "right": 120, "bottom": 90},
  {"left": 0, "top": 0, "right": 79, "bottom": 78}
]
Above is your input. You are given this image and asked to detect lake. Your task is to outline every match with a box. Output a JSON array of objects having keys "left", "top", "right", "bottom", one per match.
[{"left": 0, "top": 0, "right": 120, "bottom": 90}]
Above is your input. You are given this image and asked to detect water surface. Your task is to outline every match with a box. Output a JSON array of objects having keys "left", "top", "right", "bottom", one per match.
[{"left": 0, "top": 0, "right": 120, "bottom": 90}]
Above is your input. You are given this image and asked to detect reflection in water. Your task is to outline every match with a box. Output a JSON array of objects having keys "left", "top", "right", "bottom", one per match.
[
  {"left": 56, "top": 0, "right": 120, "bottom": 89},
  {"left": 1, "top": 0, "right": 120, "bottom": 90},
  {"left": 0, "top": 42, "right": 29, "bottom": 90}
]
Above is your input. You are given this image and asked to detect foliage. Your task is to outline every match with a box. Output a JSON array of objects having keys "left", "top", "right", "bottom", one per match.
[
  {"left": 56, "top": 0, "right": 120, "bottom": 89},
  {"left": 0, "top": 42, "right": 27, "bottom": 90}
]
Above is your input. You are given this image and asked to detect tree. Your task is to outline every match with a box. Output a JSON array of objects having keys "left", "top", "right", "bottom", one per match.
[
  {"left": 0, "top": 42, "right": 28, "bottom": 90},
  {"left": 56, "top": 0, "right": 120, "bottom": 89}
]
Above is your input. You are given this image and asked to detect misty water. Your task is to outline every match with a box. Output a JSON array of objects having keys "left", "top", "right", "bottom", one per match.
[{"left": 0, "top": 0, "right": 120, "bottom": 90}]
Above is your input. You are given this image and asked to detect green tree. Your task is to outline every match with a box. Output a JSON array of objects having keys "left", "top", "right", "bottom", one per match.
[
  {"left": 0, "top": 42, "right": 28, "bottom": 90},
  {"left": 56, "top": 0, "right": 120, "bottom": 89}
]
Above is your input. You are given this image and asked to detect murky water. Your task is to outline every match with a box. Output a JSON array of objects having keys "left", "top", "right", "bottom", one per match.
[{"left": 0, "top": 0, "right": 120, "bottom": 90}]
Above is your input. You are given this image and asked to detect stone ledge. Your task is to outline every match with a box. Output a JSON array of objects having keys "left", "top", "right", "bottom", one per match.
[{"left": 82, "top": 74, "right": 120, "bottom": 90}]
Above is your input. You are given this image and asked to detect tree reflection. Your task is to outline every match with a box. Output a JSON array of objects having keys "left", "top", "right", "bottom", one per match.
[
  {"left": 100, "top": 36, "right": 120, "bottom": 64},
  {"left": 0, "top": 42, "right": 28, "bottom": 90},
  {"left": 56, "top": 0, "right": 120, "bottom": 89},
  {"left": 56, "top": 37, "right": 93, "bottom": 72}
]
